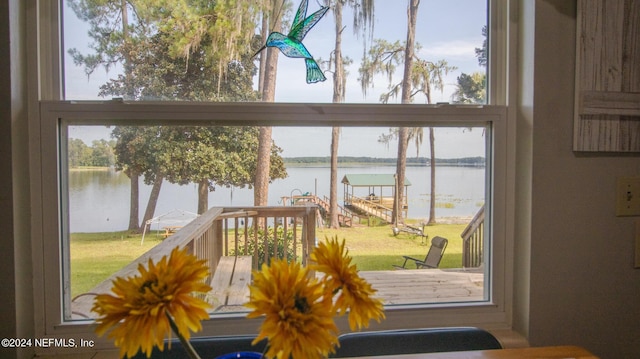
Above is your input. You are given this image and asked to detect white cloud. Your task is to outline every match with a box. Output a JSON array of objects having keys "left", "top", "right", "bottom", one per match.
[{"left": 419, "top": 39, "right": 482, "bottom": 60}]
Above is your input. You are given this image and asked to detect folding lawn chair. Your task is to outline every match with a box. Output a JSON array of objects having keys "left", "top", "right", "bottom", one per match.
[{"left": 393, "top": 236, "right": 448, "bottom": 269}]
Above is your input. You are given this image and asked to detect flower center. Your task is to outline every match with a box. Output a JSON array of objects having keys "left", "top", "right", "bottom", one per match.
[
  {"left": 294, "top": 294, "right": 310, "bottom": 314},
  {"left": 139, "top": 279, "right": 164, "bottom": 300}
]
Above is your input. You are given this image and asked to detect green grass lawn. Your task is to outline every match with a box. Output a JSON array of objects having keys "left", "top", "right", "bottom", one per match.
[
  {"left": 317, "top": 223, "right": 466, "bottom": 271},
  {"left": 70, "top": 223, "right": 467, "bottom": 298},
  {"left": 70, "top": 231, "right": 163, "bottom": 298}
]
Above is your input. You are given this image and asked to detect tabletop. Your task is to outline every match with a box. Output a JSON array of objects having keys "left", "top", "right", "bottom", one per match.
[{"left": 352, "top": 345, "right": 598, "bottom": 359}]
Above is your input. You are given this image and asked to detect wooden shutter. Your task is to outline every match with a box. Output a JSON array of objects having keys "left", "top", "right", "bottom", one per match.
[{"left": 574, "top": 0, "right": 640, "bottom": 152}]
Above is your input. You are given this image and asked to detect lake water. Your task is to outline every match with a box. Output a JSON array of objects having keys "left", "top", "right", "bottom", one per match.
[{"left": 68, "top": 165, "right": 485, "bottom": 232}]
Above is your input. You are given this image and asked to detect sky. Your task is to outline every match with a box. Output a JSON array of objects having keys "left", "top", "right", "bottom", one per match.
[{"left": 63, "top": 0, "right": 488, "bottom": 158}]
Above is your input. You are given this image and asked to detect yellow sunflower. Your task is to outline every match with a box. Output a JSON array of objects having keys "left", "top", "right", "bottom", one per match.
[
  {"left": 310, "top": 236, "right": 385, "bottom": 330},
  {"left": 92, "top": 246, "right": 212, "bottom": 358},
  {"left": 246, "top": 259, "right": 339, "bottom": 359}
]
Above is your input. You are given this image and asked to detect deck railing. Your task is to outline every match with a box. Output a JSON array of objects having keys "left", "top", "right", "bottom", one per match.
[
  {"left": 71, "top": 205, "right": 317, "bottom": 319},
  {"left": 322, "top": 195, "right": 358, "bottom": 227},
  {"left": 460, "top": 205, "right": 485, "bottom": 268},
  {"left": 213, "top": 206, "right": 318, "bottom": 271},
  {"left": 346, "top": 193, "right": 393, "bottom": 223}
]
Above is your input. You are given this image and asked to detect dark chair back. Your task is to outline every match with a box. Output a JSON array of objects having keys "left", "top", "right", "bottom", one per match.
[
  {"left": 423, "top": 236, "right": 448, "bottom": 268},
  {"left": 127, "top": 335, "right": 266, "bottom": 359},
  {"left": 331, "top": 327, "right": 502, "bottom": 358}
]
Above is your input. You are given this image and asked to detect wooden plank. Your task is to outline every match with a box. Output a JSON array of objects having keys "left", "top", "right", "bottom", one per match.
[
  {"left": 209, "top": 256, "right": 236, "bottom": 309},
  {"left": 209, "top": 267, "right": 485, "bottom": 312},
  {"left": 227, "top": 256, "right": 252, "bottom": 306},
  {"left": 359, "top": 269, "right": 484, "bottom": 305},
  {"left": 580, "top": 91, "right": 640, "bottom": 116},
  {"left": 351, "top": 198, "right": 392, "bottom": 223},
  {"left": 574, "top": 0, "right": 640, "bottom": 152},
  {"left": 622, "top": 0, "right": 640, "bottom": 93},
  {"left": 209, "top": 255, "right": 252, "bottom": 310},
  {"left": 636, "top": 218, "right": 640, "bottom": 268}
]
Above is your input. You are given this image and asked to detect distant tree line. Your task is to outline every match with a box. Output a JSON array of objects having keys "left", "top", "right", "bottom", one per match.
[
  {"left": 68, "top": 138, "right": 116, "bottom": 168},
  {"left": 284, "top": 156, "right": 485, "bottom": 166},
  {"left": 68, "top": 139, "right": 486, "bottom": 169}
]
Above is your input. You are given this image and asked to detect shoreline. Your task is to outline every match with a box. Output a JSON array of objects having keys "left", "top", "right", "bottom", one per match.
[
  {"left": 407, "top": 216, "right": 474, "bottom": 225},
  {"left": 70, "top": 216, "right": 475, "bottom": 234}
]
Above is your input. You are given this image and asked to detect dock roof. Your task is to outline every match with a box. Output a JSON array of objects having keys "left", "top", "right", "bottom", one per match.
[{"left": 341, "top": 174, "right": 411, "bottom": 187}]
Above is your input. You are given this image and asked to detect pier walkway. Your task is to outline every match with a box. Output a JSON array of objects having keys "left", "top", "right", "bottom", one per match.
[{"left": 282, "top": 194, "right": 359, "bottom": 227}]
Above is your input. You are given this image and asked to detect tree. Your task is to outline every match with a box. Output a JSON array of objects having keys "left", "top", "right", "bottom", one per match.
[
  {"left": 101, "top": 8, "right": 261, "bottom": 214},
  {"left": 475, "top": 25, "right": 487, "bottom": 68},
  {"left": 453, "top": 25, "right": 487, "bottom": 104},
  {"left": 452, "top": 72, "right": 486, "bottom": 104},
  {"left": 69, "top": 0, "right": 149, "bottom": 231},
  {"left": 394, "top": 0, "right": 420, "bottom": 226},
  {"left": 452, "top": 25, "right": 487, "bottom": 103},
  {"left": 411, "top": 58, "right": 456, "bottom": 225},
  {"left": 111, "top": 125, "right": 180, "bottom": 231},
  {"left": 111, "top": 126, "right": 152, "bottom": 231},
  {"left": 141, "top": 0, "right": 263, "bottom": 98},
  {"left": 358, "top": 2, "right": 416, "bottom": 225},
  {"left": 150, "top": 0, "right": 271, "bottom": 209},
  {"left": 68, "top": 138, "right": 92, "bottom": 168},
  {"left": 90, "top": 139, "right": 115, "bottom": 167},
  {"left": 157, "top": 126, "right": 287, "bottom": 213},
  {"left": 325, "top": 0, "right": 374, "bottom": 228},
  {"left": 254, "top": 0, "right": 284, "bottom": 209},
  {"left": 359, "top": 1, "right": 455, "bottom": 225},
  {"left": 70, "top": 0, "right": 266, "bottom": 227}
]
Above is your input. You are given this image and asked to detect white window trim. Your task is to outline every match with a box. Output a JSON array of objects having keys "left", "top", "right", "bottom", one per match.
[{"left": 29, "top": 0, "right": 517, "bottom": 354}]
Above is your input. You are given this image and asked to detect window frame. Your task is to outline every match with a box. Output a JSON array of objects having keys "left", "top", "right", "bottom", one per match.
[{"left": 29, "top": 0, "right": 515, "bottom": 352}]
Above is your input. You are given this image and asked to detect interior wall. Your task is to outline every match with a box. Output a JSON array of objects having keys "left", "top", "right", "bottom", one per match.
[
  {"left": 0, "top": 1, "right": 18, "bottom": 358},
  {"left": 12, "top": 0, "right": 34, "bottom": 355},
  {"left": 526, "top": 1, "right": 640, "bottom": 357},
  {"left": 513, "top": 0, "right": 533, "bottom": 340},
  {"left": 2, "top": 1, "right": 33, "bottom": 359}
]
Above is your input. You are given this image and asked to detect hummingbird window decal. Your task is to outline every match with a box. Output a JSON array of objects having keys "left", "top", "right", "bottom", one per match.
[{"left": 253, "top": 0, "right": 329, "bottom": 84}]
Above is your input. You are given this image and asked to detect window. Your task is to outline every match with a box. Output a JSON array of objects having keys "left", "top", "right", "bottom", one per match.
[
  {"left": 31, "top": 0, "right": 514, "bottom": 350},
  {"left": 62, "top": 0, "right": 488, "bottom": 104}
]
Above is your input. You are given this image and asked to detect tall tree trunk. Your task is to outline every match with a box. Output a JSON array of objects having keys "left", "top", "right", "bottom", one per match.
[
  {"left": 393, "top": 0, "right": 420, "bottom": 226},
  {"left": 197, "top": 180, "right": 209, "bottom": 214},
  {"left": 423, "top": 61, "right": 437, "bottom": 225},
  {"left": 122, "top": 1, "right": 141, "bottom": 231},
  {"left": 254, "top": 127, "right": 273, "bottom": 207},
  {"left": 329, "top": 0, "right": 344, "bottom": 229},
  {"left": 254, "top": 0, "right": 281, "bottom": 209},
  {"left": 329, "top": 126, "right": 340, "bottom": 228},
  {"left": 258, "top": 6, "right": 269, "bottom": 94},
  {"left": 141, "top": 173, "right": 163, "bottom": 229},
  {"left": 427, "top": 127, "right": 436, "bottom": 225},
  {"left": 394, "top": 128, "right": 409, "bottom": 225},
  {"left": 127, "top": 171, "right": 140, "bottom": 232}
]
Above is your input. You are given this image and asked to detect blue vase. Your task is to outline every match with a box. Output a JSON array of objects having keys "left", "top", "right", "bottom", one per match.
[{"left": 215, "top": 352, "right": 263, "bottom": 359}]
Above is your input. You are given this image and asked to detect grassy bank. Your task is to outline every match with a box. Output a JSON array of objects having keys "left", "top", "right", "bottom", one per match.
[
  {"left": 70, "top": 231, "right": 163, "bottom": 298},
  {"left": 70, "top": 223, "right": 467, "bottom": 298},
  {"left": 317, "top": 223, "right": 466, "bottom": 270}
]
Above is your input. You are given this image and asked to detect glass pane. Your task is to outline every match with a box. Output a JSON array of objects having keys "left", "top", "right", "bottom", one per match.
[
  {"left": 63, "top": 0, "right": 487, "bottom": 104},
  {"left": 63, "top": 123, "right": 488, "bottom": 320}
]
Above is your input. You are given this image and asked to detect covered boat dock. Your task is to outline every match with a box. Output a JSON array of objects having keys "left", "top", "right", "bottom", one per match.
[{"left": 342, "top": 174, "right": 410, "bottom": 223}]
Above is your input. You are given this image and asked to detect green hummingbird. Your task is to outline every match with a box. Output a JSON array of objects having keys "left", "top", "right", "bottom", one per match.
[{"left": 253, "top": 0, "right": 329, "bottom": 84}]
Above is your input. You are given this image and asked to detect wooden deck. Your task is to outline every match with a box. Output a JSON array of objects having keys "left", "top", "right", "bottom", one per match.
[
  {"left": 75, "top": 267, "right": 485, "bottom": 316},
  {"left": 359, "top": 269, "right": 485, "bottom": 305},
  {"left": 212, "top": 268, "right": 484, "bottom": 313},
  {"left": 209, "top": 256, "right": 252, "bottom": 311},
  {"left": 346, "top": 195, "right": 409, "bottom": 224}
]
